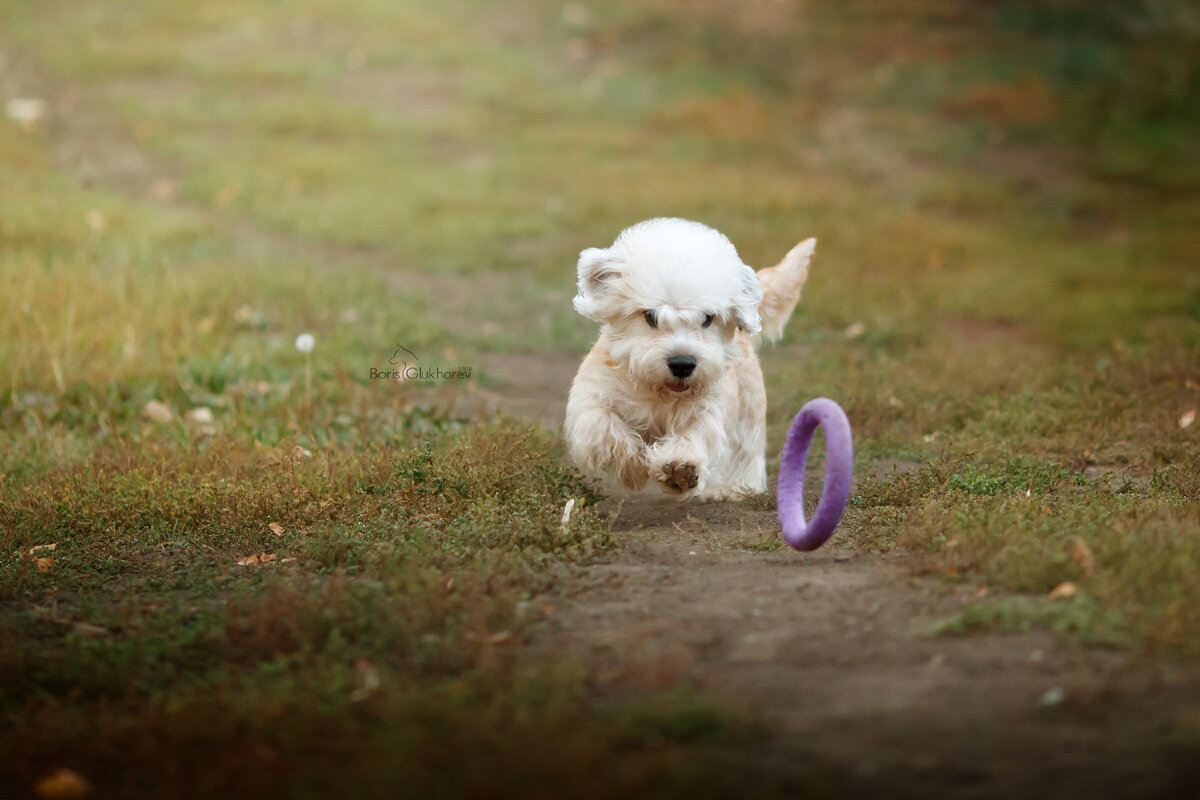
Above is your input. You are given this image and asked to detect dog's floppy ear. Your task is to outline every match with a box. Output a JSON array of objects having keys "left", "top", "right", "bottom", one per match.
[
  {"left": 728, "top": 263, "right": 764, "bottom": 335},
  {"left": 573, "top": 247, "right": 624, "bottom": 322}
]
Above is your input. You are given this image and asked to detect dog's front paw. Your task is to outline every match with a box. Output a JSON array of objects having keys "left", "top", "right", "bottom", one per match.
[{"left": 655, "top": 460, "right": 700, "bottom": 493}]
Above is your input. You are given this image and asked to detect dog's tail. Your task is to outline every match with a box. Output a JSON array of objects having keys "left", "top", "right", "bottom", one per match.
[{"left": 756, "top": 238, "right": 815, "bottom": 343}]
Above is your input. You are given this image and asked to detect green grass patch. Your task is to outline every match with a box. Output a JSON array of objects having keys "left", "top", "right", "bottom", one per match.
[
  {"left": 0, "top": 416, "right": 776, "bottom": 797},
  {"left": 931, "top": 595, "right": 1127, "bottom": 647}
]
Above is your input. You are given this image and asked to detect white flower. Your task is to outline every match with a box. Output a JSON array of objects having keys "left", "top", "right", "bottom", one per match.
[
  {"left": 294, "top": 333, "right": 315, "bottom": 353},
  {"left": 5, "top": 97, "right": 46, "bottom": 125}
]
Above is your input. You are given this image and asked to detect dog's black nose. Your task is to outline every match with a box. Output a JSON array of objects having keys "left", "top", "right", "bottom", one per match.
[{"left": 667, "top": 355, "right": 697, "bottom": 379}]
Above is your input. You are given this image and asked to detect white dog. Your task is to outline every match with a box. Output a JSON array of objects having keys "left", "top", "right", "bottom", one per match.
[{"left": 564, "top": 218, "right": 814, "bottom": 500}]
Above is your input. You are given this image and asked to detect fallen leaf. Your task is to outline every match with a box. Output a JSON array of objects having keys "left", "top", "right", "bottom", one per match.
[
  {"left": 34, "top": 767, "right": 91, "bottom": 799},
  {"left": 213, "top": 182, "right": 242, "bottom": 207},
  {"left": 149, "top": 178, "right": 176, "bottom": 202},
  {"left": 29, "top": 543, "right": 57, "bottom": 555},
  {"left": 349, "top": 659, "right": 381, "bottom": 702},
  {"left": 844, "top": 321, "right": 865, "bottom": 339},
  {"left": 235, "top": 553, "right": 277, "bottom": 567},
  {"left": 560, "top": 498, "right": 575, "bottom": 533},
  {"left": 444, "top": 576, "right": 455, "bottom": 592},
  {"left": 33, "top": 557, "right": 55, "bottom": 572},
  {"left": 1181, "top": 408, "right": 1196, "bottom": 429},
  {"left": 268, "top": 522, "right": 285, "bottom": 536},
  {"left": 72, "top": 622, "right": 109, "bottom": 637},
  {"left": 1071, "top": 539, "right": 1095, "bottom": 579},
  {"left": 1048, "top": 581, "right": 1077, "bottom": 599},
  {"left": 84, "top": 209, "right": 106, "bottom": 233},
  {"left": 489, "top": 631, "right": 515, "bottom": 645}
]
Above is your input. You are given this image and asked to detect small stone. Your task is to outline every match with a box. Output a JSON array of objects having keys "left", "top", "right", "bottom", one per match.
[
  {"left": 142, "top": 400, "right": 174, "bottom": 423},
  {"left": 185, "top": 407, "right": 214, "bottom": 424}
]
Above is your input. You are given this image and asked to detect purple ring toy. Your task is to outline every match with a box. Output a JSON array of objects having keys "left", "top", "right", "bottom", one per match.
[{"left": 777, "top": 398, "right": 853, "bottom": 551}]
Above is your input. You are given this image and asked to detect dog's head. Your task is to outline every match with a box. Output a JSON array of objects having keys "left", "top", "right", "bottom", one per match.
[{"left": 573, "top": 218, "right": 762, "bottom": 396}]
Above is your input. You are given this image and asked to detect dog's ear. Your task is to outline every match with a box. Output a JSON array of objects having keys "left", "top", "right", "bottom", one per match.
[
  {"left": 728, "top": 263, "right": 764, "bottom": 335},
  {"left": 573, "top": 247, "right": 623, "bottom": 322}
]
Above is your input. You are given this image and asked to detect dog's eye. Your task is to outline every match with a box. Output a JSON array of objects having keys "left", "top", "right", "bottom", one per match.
[
  {"left": 702, "top": 313, "right": 715, "bottom": 328},
  {"left": 643, "top": 309, "right": 658, "bottom": 328}
]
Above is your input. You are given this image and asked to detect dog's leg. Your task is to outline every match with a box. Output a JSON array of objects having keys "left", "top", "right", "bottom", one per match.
[
  {"left": 646, "top": 409, "right": 725, "bottom": 497},
  {"left": 649, "top": 441, "right": 704, "bottom": 495},
  {"left": 692, "top": 337, "right": 768, "bottom": 501},
  {"left": 707, "top": 444, "right": 767, "bottom": 500},
  {"left": 565, "top": 400, "right": 649, "bottom": 490}
]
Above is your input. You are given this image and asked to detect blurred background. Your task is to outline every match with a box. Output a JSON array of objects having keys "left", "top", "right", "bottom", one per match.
[{"left": 3, "top": 0, "right": 1197, "bottom": 404}]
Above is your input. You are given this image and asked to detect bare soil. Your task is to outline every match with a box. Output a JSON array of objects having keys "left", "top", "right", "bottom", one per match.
[
  {"left": 554, "top": 496, "right": 1200, "bottom": 798},
  {"left": 505, "top": 358, "right": 1200, "bottom": 799}
]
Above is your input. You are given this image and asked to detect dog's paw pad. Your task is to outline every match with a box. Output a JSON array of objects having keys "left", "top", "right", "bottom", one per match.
[{"left": 660, "top": 461, "right": 699, "bottom": 492}]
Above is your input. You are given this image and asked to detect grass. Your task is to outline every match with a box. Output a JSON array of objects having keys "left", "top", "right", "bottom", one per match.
[
  {"left": 2, "top": 0, "right": 1199, "bottom": 795},
  {"left": 4, "top": 417, "right": 779, "bottom": 797},
  {"left": 930, "top": 594, "right": 1127, "bottom": 647}
]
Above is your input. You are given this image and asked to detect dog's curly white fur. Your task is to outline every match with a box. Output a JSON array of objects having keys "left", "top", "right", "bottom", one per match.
[{"left": 564, "top": 218, "right": 814, "bottom": 500}]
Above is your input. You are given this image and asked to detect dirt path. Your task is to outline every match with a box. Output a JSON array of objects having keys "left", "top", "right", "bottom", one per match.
[
  {"left": 477, "top": 354, "right": 1200, "bottom": 798},
  {"left": 553, "top": 499, "right": 1198, "bottom": 798}
]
